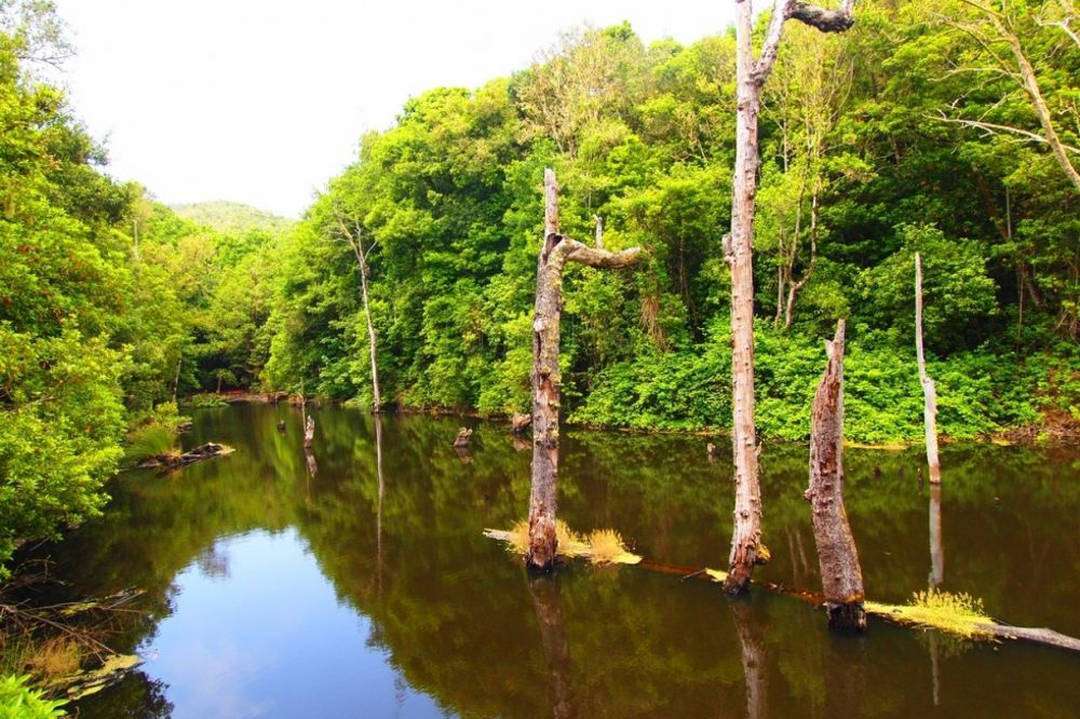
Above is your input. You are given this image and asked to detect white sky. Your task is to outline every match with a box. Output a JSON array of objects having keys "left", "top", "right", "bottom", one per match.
[{"left": 54, "top": 1, "right": 735, "bottom": 218}]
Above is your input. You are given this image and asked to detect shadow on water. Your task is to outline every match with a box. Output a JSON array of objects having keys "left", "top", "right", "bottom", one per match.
[{"left": 27, "top": 404, "right": 1080, "bottom": 718}]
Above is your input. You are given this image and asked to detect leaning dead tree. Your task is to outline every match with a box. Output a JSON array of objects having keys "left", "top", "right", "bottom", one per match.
[
  {"left": 527, "top": 168, "right": 643, "bottom": 570},
  {"left": 335, "top": 215, "right": 382, "bottom": 412},
  {"left": 914, "top": 253, "right": 941, "bottom": 484},
  {"left": 723, "top": 0, "right": 858, "bottom": 594},
  {"left": 805, "top": 319, "right": 866, "bottom": 631}
]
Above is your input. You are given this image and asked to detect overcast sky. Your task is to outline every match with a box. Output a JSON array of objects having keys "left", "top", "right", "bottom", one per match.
[{"left": 54, "top": 1, "right": 735, "bottom": 218}]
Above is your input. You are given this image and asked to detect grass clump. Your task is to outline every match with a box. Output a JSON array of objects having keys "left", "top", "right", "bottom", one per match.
[
  {"left": 496, "top": 522, "right": 634, "bottom": 563},
  {"left": 866, "top": 590, "right": 993, "bottom": 638},
  {"left": 586, "top": 529, "right": 641, "bottom": 565},
  {"left": 0, "top": 674, "right": 67, "bottom": 718}
]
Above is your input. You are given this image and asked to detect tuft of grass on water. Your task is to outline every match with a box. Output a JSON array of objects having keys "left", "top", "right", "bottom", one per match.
[
  {"left": 866, "top": 590, "right": 993, "bottom": 638},
  {"left": 493, "top": 522, "right": 635, "bottom": 563},
  {"left": 586, "top": 529, "right": 641, "bottom": 565}
]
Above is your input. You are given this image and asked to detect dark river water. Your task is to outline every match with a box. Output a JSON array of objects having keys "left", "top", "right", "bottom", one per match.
[{"left": 42, "top": 404, "right": 1079, "bottom": 718}]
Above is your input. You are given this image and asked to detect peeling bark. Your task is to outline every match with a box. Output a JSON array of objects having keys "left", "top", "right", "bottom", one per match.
[
  {"left": 527, "top": 168, "right": 642, "bottom": 570},
  {"left": 805, "top": 319, "right": 866, "bottom": 631},
  {"left": 723, "top": 0, "right": 857, "bottom": 595},
  {"left": 915, "top": 253, "right": 942, "bottom": 485}
]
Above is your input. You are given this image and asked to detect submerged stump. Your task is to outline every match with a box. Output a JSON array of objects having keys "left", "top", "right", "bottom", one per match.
[{"left": 805, "top": 319, "right": 866, "bottom": 632}]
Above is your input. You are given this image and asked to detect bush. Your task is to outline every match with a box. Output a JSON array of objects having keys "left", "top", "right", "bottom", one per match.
[
  {"left": 572, "top": 319, "right": 1072, "bottom": 444},
  {"left": 0, "top": 675, "right": 66, "bottom": 718},
  {"left": 123, "top": 402, "right": 189, "bottom": 463}
]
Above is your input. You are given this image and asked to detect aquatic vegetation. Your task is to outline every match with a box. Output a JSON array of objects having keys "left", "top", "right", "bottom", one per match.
[
  {"left": 866, "top": 590, "right": 994, "bottom": 639},
  {"left": 586, "top": 530, "right": 641, "bottom": 566},
  {"left": 489, "top": 522, "right": 638, "bottom": 564},
  {"left": 704, "top": 568, "right": 728, "bottom": 583}
]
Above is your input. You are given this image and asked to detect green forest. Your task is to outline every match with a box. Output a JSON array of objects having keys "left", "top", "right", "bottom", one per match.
[{"left": 1, "top": 0, "right": 1077, "bottom": 577}]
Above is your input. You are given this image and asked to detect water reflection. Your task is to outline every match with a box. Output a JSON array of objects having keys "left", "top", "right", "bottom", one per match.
[{"left": 27, "top": 405, "right": 1080, "bottom": 718}]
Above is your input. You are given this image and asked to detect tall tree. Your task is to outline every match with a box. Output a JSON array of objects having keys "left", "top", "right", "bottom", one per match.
[
  {"left": 723, "top": 0, "right": 858, "bottom": 594},
  {"left": 527, "top": 169, "right": 642, "bottom": 569}
]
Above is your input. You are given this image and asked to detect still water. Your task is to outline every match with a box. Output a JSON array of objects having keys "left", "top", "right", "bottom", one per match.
[{"left": 43, "top": 404, "right": 1079, "bottom": 717}]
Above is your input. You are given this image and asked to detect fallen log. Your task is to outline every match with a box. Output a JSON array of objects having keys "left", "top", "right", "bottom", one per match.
[
  {"left": 483, "top": 531, "right": 1080, "bottom": 653},
  {"left": 138, "top": 443, "right": 234, "bottom": 469}
]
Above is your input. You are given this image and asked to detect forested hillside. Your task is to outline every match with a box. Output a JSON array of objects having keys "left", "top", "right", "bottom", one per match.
[
  {"left": 267, "top": 1, "right": 1077, "bottom": 442},
  {"left": 171, "top": 200, "right": 294, "bottom": 235},
  {"left": 0, "top": 0, "right": 1077, "bottom": 573}
]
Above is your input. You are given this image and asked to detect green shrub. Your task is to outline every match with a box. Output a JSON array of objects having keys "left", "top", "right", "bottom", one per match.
[
  {"left": 0, "top": 675, "right": 66, "bottom": 718},
  {"left": 123, "top": 402, "right": 189, "bottom": 463}
]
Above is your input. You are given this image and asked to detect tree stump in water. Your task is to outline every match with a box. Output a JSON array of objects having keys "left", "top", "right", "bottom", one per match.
[
  {"left": 453, "top": 427, "right": 473, "bottom": 448},
  {"left": 805, "top": 319, "right": 866, "bottom": 632},
  {"left": 303, "top": 415, "right": 315, "bottom": 449}
]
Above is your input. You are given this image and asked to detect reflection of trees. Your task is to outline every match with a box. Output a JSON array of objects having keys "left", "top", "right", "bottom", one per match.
[
  {"left": 32, "top": 407, "right": 1080, "bottom": 717},
  {"left": 74, "top": 671, "right": 173, "bottom": 719}
]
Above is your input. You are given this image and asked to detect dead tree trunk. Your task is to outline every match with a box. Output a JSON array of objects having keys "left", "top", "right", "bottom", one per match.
[
  {"left": 915, "top": 253, "right": 941, "bottom": 485},
  {"left": 805, "top": 319, "right": 866, "bottom": 632},
  {"left": 527, "top": 168, "right": 642, "bottom": 570},
  {"left": 723, "top": 0, "right": 857, "bottom": 595},
  {"left": 336, "top": 216, "right": 382, "bottom": 412}
]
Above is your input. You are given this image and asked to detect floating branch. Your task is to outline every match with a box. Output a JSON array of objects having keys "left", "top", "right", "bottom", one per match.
[{"left": 485, "top": 533, "right": 1080, "bottom": 652}]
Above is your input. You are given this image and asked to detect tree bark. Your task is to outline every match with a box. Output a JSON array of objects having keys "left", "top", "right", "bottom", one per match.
[
  {"left": 914, "top": 253, "right": 942, "bottom": 485},
  {"left": 527, "top": 168, "right": 642, "bottom": 570},
  {"left": 723, "top": 0, "right": 766, "bottom": 595},
  {"left": 805, "top": 319, "right": 866, "bottom": 631},
  {"left": 723, "top": 0, "right": 857, "bottom": 595}
]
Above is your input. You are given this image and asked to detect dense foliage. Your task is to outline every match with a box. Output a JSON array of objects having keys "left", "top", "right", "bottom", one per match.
[
  {"left": 0, "top": 2, "right": 285, "bottom": 573},
  {"left": 267, "top": 2, "right": 1078, "bottom": 440},
  {"left": 0, "top": 0, "right": 1077, "bottom": 577}
]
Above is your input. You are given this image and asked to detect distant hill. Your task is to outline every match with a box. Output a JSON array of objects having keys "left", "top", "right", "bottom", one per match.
[{"left": 171, "top": 201, "right": 295, "bottom": 234}]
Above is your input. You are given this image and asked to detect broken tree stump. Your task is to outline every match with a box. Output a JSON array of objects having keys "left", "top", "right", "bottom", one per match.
[{"left": 805, "top": 319, "right": 866, "bottom": 632}]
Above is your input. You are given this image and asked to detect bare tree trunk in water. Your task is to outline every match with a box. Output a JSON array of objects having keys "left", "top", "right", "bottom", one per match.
[
  {"left": 915, "top": 253, "right": 942, "bottom": 485},
  {"left": 806, "top": 320, "right": 866, "bottom": 631},
  {"left": 929, "top": 483, "right": 943, "bottom": 588},
  {"left": 527, "top": 577, "right": 575, "bottom": 719},
  {"left": 730, "top": 601, "right": 767, "bottom": 719},
  {"left": 723, "top": 0, "right": 857, "bottom": 594},
  {"left": 527, "top": 169, "right": 642, "bottom": 570}
]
